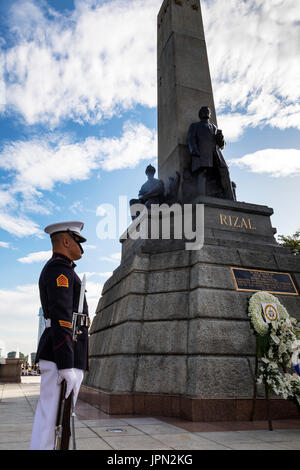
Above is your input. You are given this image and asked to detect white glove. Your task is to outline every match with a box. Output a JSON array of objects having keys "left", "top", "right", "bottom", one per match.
[{"left": 57, "top": 368, "right": 77, "bottom": 399}]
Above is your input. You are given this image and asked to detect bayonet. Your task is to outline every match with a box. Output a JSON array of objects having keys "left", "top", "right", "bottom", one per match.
[{"left": 72, "top": 274, "right": 87, "bottom": 342}]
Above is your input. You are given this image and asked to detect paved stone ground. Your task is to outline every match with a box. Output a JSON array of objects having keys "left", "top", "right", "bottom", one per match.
[{"left": 1, "top": 376, "right": 300, "bottom": 450}]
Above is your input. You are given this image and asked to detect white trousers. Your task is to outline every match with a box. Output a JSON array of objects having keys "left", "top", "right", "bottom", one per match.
[{"left": 30, "top": 360, "right": 84, "bottom": 450}]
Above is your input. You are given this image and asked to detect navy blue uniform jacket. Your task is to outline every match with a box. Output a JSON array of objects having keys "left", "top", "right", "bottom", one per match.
[{"left": 36, "top": 253, "right": 89, "bottom": 370}]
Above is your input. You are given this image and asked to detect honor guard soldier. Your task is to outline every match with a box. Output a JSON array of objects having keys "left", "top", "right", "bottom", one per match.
[{"left": 30, "top": 221, "right": 90, "bottom": 450}]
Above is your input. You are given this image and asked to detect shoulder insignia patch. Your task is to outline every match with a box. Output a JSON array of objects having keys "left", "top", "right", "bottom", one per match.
[{"left": 56, "top": 274, "right": 69, "bottom": 288}]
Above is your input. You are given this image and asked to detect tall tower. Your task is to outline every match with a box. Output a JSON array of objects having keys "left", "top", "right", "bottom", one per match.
[{"left": 157, "top": 0, "right": 216, "bottom": 190}]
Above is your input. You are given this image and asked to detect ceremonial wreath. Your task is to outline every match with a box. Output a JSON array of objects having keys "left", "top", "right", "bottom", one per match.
[{"left": 248, "top": 291, "right": 300, "bottom": 410}]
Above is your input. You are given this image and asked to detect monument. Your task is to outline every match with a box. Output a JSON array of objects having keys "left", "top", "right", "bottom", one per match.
[{"left": 80, "top": 0, "right": 300, "bottom": 421}]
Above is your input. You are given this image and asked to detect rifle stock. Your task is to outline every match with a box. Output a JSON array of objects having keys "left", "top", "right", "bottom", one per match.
[{"left": 54, "top": 380, "right": 72, "bottom": 450}]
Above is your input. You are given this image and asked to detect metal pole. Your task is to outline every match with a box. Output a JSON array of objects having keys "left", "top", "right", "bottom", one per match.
[
  {"left": 250, "top": 339, "right": 259, "bottom": 422},
  {"left": 265, "top": 382, "right": 273, "bottom": 431},
  {"left": 71, "top": 395, "right": 76, "bottom": 450}
]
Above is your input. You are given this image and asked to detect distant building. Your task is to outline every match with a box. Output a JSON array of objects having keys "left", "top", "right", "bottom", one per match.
[
  {"left": 38, "top": 307, "right": 46, "bottom": 348},
  {"left": 7, "top": 351, "right": 16, "bottom": 358}
]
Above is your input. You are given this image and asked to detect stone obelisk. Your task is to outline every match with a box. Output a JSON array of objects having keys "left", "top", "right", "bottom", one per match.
[{"left": 157, "top": 0, "right": 216, "bottom": 190}]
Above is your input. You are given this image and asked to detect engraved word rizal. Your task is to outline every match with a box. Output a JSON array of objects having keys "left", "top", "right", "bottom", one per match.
[{"left": 220, "top": 213, "right": 256, "bottom": 230}]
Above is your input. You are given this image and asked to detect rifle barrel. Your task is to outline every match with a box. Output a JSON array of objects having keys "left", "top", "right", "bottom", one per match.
[{"left": 54, "top": 380, "right": 67, "bottom": 450}]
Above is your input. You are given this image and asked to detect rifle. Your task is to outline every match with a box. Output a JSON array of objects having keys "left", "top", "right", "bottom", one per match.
[{"left": 54, "top": 380, "right": 73, "bottom": 450}]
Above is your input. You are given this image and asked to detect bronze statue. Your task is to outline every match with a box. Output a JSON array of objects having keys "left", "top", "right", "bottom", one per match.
[
  {"left": 130, "top": 164, "right": 165, "bottom": 219},
  {"left": 188, "top": 106, "right": 236, "bottom": 200}
]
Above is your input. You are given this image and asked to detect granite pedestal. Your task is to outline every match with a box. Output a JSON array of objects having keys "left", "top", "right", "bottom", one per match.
[{"left": 80, "top": 198, "right": 300, "bottom": 421}]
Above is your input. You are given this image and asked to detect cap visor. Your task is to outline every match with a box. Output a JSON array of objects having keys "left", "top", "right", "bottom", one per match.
[{"left": 72, "top": 231, "right": 87, "bottom": 243}]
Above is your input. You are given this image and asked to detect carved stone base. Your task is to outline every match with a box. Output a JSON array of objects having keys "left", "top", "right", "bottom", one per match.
[
  {"left": 81, "top": 199, "right": 300, "bottom": 421},
  {"left": 79, "top": 386, "right": 300, "bottom": 422}
]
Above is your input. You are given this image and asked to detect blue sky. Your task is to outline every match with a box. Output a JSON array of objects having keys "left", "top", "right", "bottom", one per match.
[{"left": 0, "top": 0, "right": 299, "bottom": 356}]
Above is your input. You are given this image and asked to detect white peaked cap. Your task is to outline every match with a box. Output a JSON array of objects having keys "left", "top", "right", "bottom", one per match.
[{"left": 44, "top": 221, "right": 87, "bottom": 242}]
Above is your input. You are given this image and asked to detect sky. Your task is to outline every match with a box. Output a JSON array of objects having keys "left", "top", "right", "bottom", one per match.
[{"left": 0, "top": 0, "right": 299, "bottom": 356}]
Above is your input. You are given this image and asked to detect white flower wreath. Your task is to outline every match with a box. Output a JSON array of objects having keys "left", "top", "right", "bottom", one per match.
[
  {"left": 248, "top": 291, "right": 289, "bottom": 336},
  {"left": 257, "top": 358, "right": 300, "bottom": 405},
  {"left": 248, "top": 292, "right": 300, "bottom": 409}
]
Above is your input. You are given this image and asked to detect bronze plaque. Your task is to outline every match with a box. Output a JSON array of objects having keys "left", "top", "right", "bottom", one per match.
[{"left": 231, "top": 267, "right": 298, "bottom": 296}]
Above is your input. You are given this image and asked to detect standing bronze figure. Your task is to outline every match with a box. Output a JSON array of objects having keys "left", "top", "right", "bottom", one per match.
[{"left": 188, "top": 106, "right": 236, "bottom": 200}]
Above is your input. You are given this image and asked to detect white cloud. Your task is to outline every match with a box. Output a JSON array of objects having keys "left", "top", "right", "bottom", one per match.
[
  {"left": 0, "top": 183, "right": 50, "bottom": 239},
  {"left": 96, "top": 205, "right": 107, "bottom": 217},
  {"left": 0, "top": 136, "right": 101, "bottom": 193},
  {"left": 229, "top": 148, "right": 300, "bottom": 177},
  {"left": 19, "top": 193, "right": 55, "bottom": 215},
  {"left": 0, "top": 122, "right": 156, "bottom": 195},
  {"left": 1, "top": 0, "right": 299, "bottom": 240},
  {"left": 0, "top": 188, "right": 17, "bottom": 209},
  {"left": 217, "top": 113, "right": 254, "bottom": 142},
  {"left": 69, "top": 201, "right": 84, "bottom": 214},
  {"left": 100, "top": 122, "right": 157, "bottom": 171},
  {"left": 100, "top": 252, "right": 121, "bottom": 263},
  {"left": 0, "top": 121, "right": 156, "bottom": 237},
  {"left": 0, "top": 50, "right": 6, "bottom": 112},
  {"left": 0, "top": 241, "right": 10, "bottom": 248},
  {"left": 0, "top": 284, "right": 40, "bottom": 355},
  {"left": 3, "top": 0, "right": 160, "bottom": 126},
  {"left": 201, "top": 0, "right": 300, "bottom": 138},
  {"left": 18, "top": 250, "right": 52, "bottom": 263},
  {"left": 1, "top": 0, "right": 299, "bottom": 138},
  {"left": 0, "top": 211, "right": 42, "bottom": 237}
]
